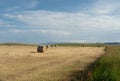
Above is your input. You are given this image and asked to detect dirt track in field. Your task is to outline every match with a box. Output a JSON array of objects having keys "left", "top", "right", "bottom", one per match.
[{"left": 0, "top": 46, "right": 105, "bottom": 81}]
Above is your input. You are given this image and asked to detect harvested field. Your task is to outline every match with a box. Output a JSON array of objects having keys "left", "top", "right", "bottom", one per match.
[{"left": 0, "top": 46, "right": 104, "bottom": 81}]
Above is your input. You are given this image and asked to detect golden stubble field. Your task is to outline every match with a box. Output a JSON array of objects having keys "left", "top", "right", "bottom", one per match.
[{"left": 0, "top": 46, "right": 104, "bottom": 81}]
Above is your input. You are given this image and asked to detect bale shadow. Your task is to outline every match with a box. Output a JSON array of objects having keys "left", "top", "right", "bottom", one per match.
[{"left": 30, "top": 52, "right": 37, "bottom": 53}]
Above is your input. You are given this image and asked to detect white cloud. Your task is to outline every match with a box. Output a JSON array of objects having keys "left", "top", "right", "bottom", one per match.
[
  {"left": 5, "top": 0, "right": 39, "bottom": 12},
  {"left": 0, "top": 19, "right": 16, "bottom": 28},
  {"left": 91, "top": 0, "right": 120, "bottom": 15},
  {"left": 2, "top": 0, "right": 120, "bottom": 43},
  {"left": 64, "top": 40, "right": 87, "bottom": 43},
  {"left": 0, "top": 21, "right": 2, "bottom": 25},
  {"left": 31, "top": 30, "right": 71, "bottom": 36},
  {"left": 0, "top": 20, "right": 7, "bottom": 26},
  {"left": 28, "top": 0, "right": 38, "bottom": 8},
  {"left": 8, "top": 29, "right": 71, "bottom": 36},
  {"left": 4, "top": 11, "right": 90, "bottom": 29},
  {"left": 4, "top": 9, "right": 120, "bottom": 31},
  {"left": 0, "top": 20, "right": 5, "bottom": 25},
  {"left": 21, "top": 0, "right": 39, "bottom": 9}
]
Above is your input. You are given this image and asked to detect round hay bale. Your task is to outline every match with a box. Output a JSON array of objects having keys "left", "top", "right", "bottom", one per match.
[
  {"left": 54, "top": 45, "right": 57, "bottom": 47},
  {"left": 37, "top": 46, "right": 44, "bottom": 53},
  {"left": 97, "top": 45, "right": 100, "bottom": 48},
  {"left": 46, "top": 45, "right": 49, "bottom": 49},
  {"left": 9, "top": 44, "right": 11, "bottom": 46},
  {"left": 82, "top": 45, "right": 84, "bottom": 47},
  {"left": 51, "top": 45, "right": 53, "bottom": 47}
]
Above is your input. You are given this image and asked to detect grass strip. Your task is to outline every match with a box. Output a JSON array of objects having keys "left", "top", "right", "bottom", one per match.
[{"left": 88, "top": 46, "right": 120, "bottom": 81}]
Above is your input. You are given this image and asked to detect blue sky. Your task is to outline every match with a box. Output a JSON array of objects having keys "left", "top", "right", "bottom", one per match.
[{"left": 0, "top": 0, "right": 120, "bottom": 43}]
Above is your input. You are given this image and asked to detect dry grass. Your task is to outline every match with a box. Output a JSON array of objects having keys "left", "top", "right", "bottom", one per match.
[{"left": 0, "top": 46, "right": 104, "bottom": 81}]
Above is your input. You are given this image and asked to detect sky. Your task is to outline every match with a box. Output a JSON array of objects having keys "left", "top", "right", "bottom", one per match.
[{"left": 0, "top": 0, "right": 120, "bottom": 43}]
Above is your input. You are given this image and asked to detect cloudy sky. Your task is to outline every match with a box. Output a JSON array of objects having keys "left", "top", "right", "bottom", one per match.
[{"left": 0, "top": 0, "right": 120, "bottom": 43}]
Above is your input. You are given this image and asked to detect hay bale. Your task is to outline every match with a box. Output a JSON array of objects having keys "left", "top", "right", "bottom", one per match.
[
  {"left": 97, "top": 45, "right": 100, "bottom": 47},
  {"left": 37, "top": 46, "right": 44, "bottom": 53},
  {"left": 46, "top": 45, "right": 49, "bottom": 49},
  {"left": 51, "top": 45, "right": 53, "bottom": 47},
  {"left": 9, "top": 44, "right": 11, "bottom": 46},
  {"left": 82, "top": 45, "right": 84, "bottom": 47},
  {"left": 54, "top": 45, "right": 57, "bottom": 47}
]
